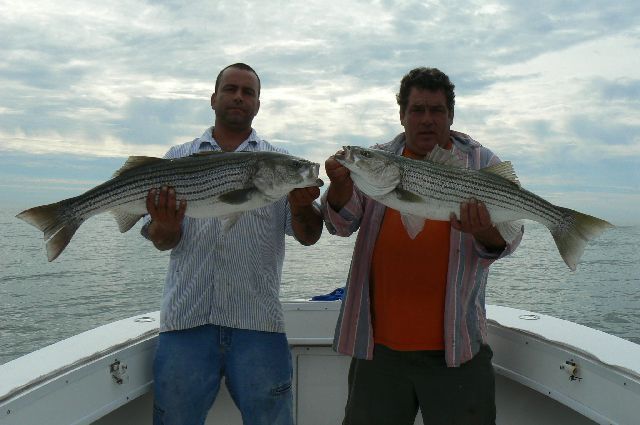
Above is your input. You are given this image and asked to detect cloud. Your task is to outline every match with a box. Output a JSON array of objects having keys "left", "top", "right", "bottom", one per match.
[
  {"left": 591, "top": 78, "right": 640, "bottom": 104},
  {"left": 567, "top": 115, "right": 640, "bottom": 148},
  {"left": 0, "top": 0, "right": 639, "bottom": 223}
]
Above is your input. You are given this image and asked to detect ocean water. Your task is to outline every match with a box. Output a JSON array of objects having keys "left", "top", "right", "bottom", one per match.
[{"left": 1, "top": 206, "right": 638, "bottom": 365}]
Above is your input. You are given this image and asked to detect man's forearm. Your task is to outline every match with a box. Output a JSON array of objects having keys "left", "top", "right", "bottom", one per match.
[
  {"left": 291, "top": 205, "right": 323, "bottom": 246},
  {"left": 473, "top": 226, "right": 506, "bottom": 252},
  {"left": 326, "top": 182, "right": 353, "bottom": 212},
  {"left": 148, "top": 221, "right": 182, "bottom": 251}
]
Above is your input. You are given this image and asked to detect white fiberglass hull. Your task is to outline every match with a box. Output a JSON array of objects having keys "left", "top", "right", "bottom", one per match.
[{"left": 1, "top": 302, "right": 639, "bottom": 425}]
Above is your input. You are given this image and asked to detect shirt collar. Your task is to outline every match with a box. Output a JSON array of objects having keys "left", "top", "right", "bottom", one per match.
[{"left": 192, "top": 126, "right": 261, "bottom": 153}]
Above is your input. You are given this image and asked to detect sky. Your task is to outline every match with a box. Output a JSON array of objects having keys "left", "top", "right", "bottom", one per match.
[{"left": 1, "top": 0, "right": 639, "bottom": 225}]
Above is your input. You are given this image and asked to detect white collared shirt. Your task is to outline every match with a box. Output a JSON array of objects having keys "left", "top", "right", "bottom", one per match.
[{"left": 143, "top": 126, "right": 295, "bottom": 333}]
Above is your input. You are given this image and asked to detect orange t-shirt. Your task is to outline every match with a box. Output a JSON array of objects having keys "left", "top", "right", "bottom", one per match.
[{"left": 371, "top": 147, "right": 450, "bottom": 351}]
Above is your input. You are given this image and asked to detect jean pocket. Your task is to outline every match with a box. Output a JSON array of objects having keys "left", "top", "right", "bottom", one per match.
[
  {"left": 480, "top": 344, "right": 494, "bottom": 360},
  {"left": 271, "top": 381, "right": 292, "bottom": 396}
]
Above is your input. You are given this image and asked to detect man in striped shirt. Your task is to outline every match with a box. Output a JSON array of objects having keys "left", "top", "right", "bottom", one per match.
[
  {"left": 322, "top": 67, "right": 523, "bottom": 424},
  {"left": 142, "top": 63, "right": 323, "bottom": 425}
]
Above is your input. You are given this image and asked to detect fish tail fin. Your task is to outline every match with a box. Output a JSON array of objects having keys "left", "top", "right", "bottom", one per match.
[
  {"left": 45, "top": 221, "right": 81, "bottom": 262},
  {"left": 550, "top": 208, "right": 614, "bottom": 271},
  {"left": 16, "top": 201, "right": 82, "bottom": 262}
]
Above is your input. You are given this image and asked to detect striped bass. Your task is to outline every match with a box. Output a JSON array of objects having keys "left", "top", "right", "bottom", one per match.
[
  {"left": 17, "top": 151, "right": 323, "bottom": 262},
  {"left": 335, "top": 145, "right": 614, "bottom": 271}
]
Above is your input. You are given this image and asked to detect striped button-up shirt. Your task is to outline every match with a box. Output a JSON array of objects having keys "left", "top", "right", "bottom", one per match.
[
  {"left": 321, "top": 131, "right": 524, "bottom": 367},
  {"left": 143, "top": 126, "right": 295, "bottom": 334}
]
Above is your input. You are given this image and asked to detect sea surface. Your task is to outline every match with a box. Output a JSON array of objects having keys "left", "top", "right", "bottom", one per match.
[{"left": 1, "top": 207, "right": 639, "bottom": 365}]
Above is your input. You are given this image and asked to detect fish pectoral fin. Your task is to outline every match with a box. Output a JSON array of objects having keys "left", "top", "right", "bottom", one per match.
[
  {"left": 219, "top": 212, "right": 243, "bottom": 232},
  {"left": 112, "top": 156, "right": 164, "bottom": 178},
  {"left": 218, "top": 188, "right": 257, "bottom": 205},
  {"left": 394, "top": 188, "right": 424, "bottom": 203},
  {"left": 111, "top": 209, "right": 144, "bottom": 233},
  {"left": 480, "top": 162, "right": 521, "bottom": 187},
  {"left": 400, "top": 213, "right": 426, "bottom": 239}
]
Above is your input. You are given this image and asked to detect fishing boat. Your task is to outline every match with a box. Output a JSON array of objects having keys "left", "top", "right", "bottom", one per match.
[{"left": 1, "top": 300, "right": 639, "bottom": 425}]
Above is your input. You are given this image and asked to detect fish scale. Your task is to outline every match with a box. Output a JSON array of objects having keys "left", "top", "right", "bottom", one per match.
[
  {"left": 336, "top": 145, "right": 613, "bottom": 271},
  {"left": 78, "top": 155, "right": 255, "bottom": 211},
  {"left": 77, "top": 156, "right": 255, "bottom": 219},
  {"left": 17, "top": 151, "right": 322, "bottom": 261},
  {"left": 400, "top": 158, "right": 562, "bottom": 225}
]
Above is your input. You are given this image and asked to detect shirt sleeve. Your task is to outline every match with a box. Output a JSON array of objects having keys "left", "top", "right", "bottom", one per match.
[{"left": 320, "top": 186, "right": 365, "bottom": 236}]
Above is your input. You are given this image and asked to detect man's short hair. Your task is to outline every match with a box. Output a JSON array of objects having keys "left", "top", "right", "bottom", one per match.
[
  {"left": 214, "top": 63, "right": 261, "bottom": 96},
  {"left": 396, "top": 67, "right": 455, "bottom": 116}
]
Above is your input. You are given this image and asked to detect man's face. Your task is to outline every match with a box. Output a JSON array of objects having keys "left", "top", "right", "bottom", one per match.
[
  {"left": 400, "top": 87, "right": 452, "bottom": 157},
  {"left": 211, "top": 67, "right": 260, "bottom": 130}
]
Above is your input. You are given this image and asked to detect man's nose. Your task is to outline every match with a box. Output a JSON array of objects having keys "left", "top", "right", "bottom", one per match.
[{"left": 420, "top": 111, "right": 433, "bottom": 125}]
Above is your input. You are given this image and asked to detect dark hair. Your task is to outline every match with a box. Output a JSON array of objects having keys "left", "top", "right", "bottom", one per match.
[
  {"left": 214, "top": 63, "right": 261, "bottom": 96},
  {"left": 396, "top": 67, "right": 455, "bottom": 116}
]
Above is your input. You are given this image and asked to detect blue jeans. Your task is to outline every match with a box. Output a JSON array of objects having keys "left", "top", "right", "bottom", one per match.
[{"left": 153, "top": 325, "right": 293, "bottom": 425}]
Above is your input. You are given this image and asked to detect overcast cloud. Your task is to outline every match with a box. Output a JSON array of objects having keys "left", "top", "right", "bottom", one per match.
[{"left": 1, "top": 0, "right": 639, "bottom": 225}]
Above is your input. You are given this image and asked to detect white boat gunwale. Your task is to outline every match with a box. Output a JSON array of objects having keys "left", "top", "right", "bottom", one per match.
[{"left": 1, "top": 302, "right": 639, "bottom": 425}]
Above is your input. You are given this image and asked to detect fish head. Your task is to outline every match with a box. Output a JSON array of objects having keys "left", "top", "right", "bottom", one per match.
[
  {"left": 254, "top": 153, "right": 323, "bottom": 199},
  {"left": 335, "top": 146, "right": 401, "bottom": 197}
]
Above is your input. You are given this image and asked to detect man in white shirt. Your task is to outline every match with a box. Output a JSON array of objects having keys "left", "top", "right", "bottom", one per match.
[{"left": 143, "top": 63, "right": 322, "bottom": 425}]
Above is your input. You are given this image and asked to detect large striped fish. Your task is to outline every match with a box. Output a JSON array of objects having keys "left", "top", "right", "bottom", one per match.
[
  {"left": 17, "top": 151, "right": 323, "bottom": 261},
  {"left": 335, "top": 145, "right": 613, "bottom": 271}
]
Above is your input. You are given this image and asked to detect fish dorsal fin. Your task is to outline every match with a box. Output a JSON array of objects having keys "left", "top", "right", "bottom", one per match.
[
  {"left": 112, "top": 156, "right": 164, "bottom": 178},
  {"left": 481, "top": 162, "right": 521, "bottom": 187},
  {"left": 425, "top": 145, "right": 466, "bottom": 168}
]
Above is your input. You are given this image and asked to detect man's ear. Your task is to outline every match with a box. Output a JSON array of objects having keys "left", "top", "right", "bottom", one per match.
[
  {"left": 211, "top": 92, "right": 216, "bottom": 109},
  {"left": 399, "top": 109, "right": 405, "bottom": 126},
  {"left": 255, "top": 99, "right": 260, "bottom": 116}
]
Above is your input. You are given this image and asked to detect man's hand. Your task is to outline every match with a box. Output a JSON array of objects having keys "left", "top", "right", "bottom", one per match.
[
  {"left": 325, "top": 151, "right": 354, "bottom": 212},
  {"left": 450, "top": 198, "right": 506, "bottom": 251},
  {"left": 289, "top": 187, "right": 321, "bottom": 210},
  {"left": 146, "top": 186, "right": 187, "bottom": 251}
]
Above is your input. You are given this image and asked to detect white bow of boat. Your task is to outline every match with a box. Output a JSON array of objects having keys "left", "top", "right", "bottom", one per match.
[{"left": 1, "top": 302, "right": 639, "bottom": 425}]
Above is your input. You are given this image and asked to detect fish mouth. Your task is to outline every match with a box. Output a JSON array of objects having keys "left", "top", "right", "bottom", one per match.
[
  {"left": 305, "top": 162, "right": 320, "bottom": 179},
  {"left": 334, "top": 146, "right": 354, "bottom": 164},
  {"left": 311, "top": 163, "right": 324, "bottom": 187},
  {"left": 303, "top": 163, "right": 324, "bottom": 187}
]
